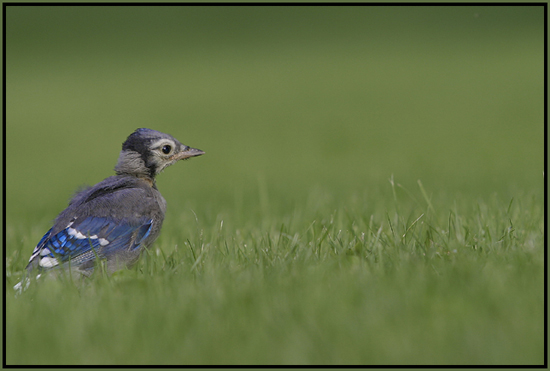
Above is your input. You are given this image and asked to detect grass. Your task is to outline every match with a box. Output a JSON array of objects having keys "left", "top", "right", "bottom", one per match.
[
  {"left": 5, "top": 181, "right": 544, "bottom": 365},
  {"left": 5, "top": 5, "right": 545, "bottom": 366}
]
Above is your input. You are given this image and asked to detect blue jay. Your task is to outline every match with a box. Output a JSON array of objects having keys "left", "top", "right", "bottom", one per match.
[{"left": 18, "top": 128, "right": 204, "bottom": 284}]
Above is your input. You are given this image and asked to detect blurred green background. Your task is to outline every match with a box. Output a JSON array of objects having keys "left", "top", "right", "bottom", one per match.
[
  {"left": 6, "top": 6, "right": 543, "bottom": 215},
  {"left": 5, "top": 5, "right": 544, "bottom": 365}
]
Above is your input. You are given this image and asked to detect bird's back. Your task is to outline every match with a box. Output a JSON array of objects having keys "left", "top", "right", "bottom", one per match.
[{"left": 27, "top": 175, "right": 167, "bottom": 273}]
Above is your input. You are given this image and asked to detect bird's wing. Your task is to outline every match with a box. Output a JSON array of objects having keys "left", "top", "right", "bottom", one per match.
[{"left": 27, "top": 216, "right": 152, "bottom": 269}]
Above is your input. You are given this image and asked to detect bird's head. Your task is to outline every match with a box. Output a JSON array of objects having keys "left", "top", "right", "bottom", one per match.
[{"left": 114, "top": 128, "right": 204, "bottom": 179}]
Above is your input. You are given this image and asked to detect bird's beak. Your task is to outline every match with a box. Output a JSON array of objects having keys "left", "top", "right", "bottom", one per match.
[{"left": 173, "top": 147, "right": 205, "bottom": 161}]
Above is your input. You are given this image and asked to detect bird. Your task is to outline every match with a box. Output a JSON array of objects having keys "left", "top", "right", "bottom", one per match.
[{"left": 15, "top": 128, "right": 204, "bottom": 289}]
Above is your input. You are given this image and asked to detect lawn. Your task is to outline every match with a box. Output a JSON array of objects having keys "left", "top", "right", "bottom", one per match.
[{"left": 4, "top": 5, "right": 545, "bottom": 365}]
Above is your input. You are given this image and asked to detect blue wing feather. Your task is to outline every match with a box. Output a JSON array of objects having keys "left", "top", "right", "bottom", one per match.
[{"left": 28, "top": 216, "right": 152, "bottom": 269}]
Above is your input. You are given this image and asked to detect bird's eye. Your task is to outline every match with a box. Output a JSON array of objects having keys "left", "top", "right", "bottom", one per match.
[{"left": 161, "top": 145, "right": 172, "bottom": 154}]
